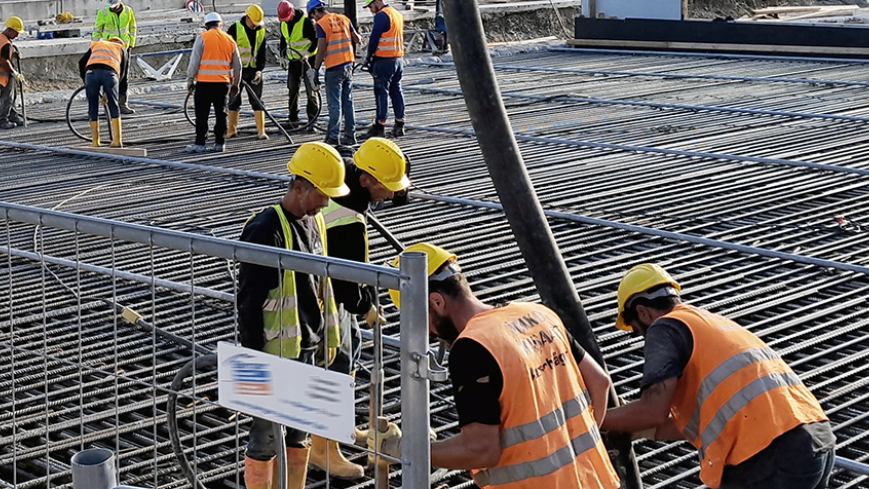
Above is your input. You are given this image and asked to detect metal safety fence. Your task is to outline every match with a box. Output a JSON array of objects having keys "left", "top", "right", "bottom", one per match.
[{"left": 0, "top": 201, "right": 433, "bottom": 489}]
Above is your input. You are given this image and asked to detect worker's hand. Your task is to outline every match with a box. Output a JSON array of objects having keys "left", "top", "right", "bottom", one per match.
[
  {"left": 100, "top": 94, "right": 108, "bottom": 105},
  {"left": 364, "top": 305, "right": 386, "bottom": 329},
  {"left": 186, "top": 81, "right": 195, "bottom": 94},
  {"left": 13, "top": 72, "right": 25, "bottom": 83},
  {"left": 280, "top": 58, "right": 288, "bottom": 70},
  {"left": 252, "top": 71, "right": 262, "bottom": 85},
  {"left": 631, "top": 428, "right": 657, "bottom": 441},
  {"left": 229, "top": 84, "right": 240, "bottom": 101},
  {"left": 369, "top": 422, "right": 403, "bottom": 463}
]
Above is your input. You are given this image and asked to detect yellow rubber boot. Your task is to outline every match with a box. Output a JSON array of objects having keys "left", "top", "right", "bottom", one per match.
[
  {"left": 89, "top": 121, "right": 101, "bottom": 147},
  {"left": 110, "top": 118, "right": 123, "bottom": 148},
  {"left": 244, "top": 456, "right": 276, "bottom": 489},
  {"left": 309, "top": 436, "right": 364, "bottom": 480},
  {"left": 226, "top": 110, "right": 240, "bottom": 138},
  {"left": 255, "top": 111, "right": 269, "bottom": 140},
  {"left": 284, "top": 446, "right": 311, "bottom": 489}
]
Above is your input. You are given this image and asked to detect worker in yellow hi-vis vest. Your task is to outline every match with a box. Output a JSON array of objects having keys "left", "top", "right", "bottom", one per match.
[{"left": 226, "top": 5, "right": 269, "bottom": 140}]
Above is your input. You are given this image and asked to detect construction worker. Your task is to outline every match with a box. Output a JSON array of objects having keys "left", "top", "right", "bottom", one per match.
[
  {"left": 362, "top": 0, "right": 405, "bottom": 139},
  {"left": 379, "top": 243, "right": 621, "bottom": 489},
  {"left": 309, "top": 137, "right": 410, "bottom": 479},
  {"left": 185, "top": 12, "right": 241, "bottom": 153},
  {"left": 277, "top": 1, "right": 319, "bottom": 127},
  {"left": 78, "top": 36, "right": 128, "bottom": 147},
  {"left": 238, "top": 141, "right": 349, "bottom": 489},
  {"left": 226, "top": 5, "right": 269, "bottom": 140},
  {"left": 0, "top": 16, "right": 25, "bottom": 130},
  {"left": 602, "top": 264, "right": 836, "bottom": 489},
  {"left": 93, "top": 0, "right": 137, "bottom": 114},
  {"left": 309, "top": 0, "right": 360, "bottom": 146}
]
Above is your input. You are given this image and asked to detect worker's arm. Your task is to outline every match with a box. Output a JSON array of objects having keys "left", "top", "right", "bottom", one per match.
[
  {"left": 92, "top": 10, "right": 104, "bottom": 42},
  {"left": 577, "top": 352, "right": 612, "bottom": 427},
  {"left": 128, "top": 8, "right": 137, "bottom": 48},
  {"left": 314, "top": 39, "right": 327, "bottom": 71},
  {"left": 230, "top": 46, "right": 242, "bottom": 86},
  {"left": 654, "top": 415, "right": 686, "bottom": 441},
  {"left": 350, "top": 23, "right": 360, "bottom": 45},
  {"left": 601, "top": 377, "right": 678, "bottom": 433},
  {"left": 325, "top": 222, "right": 373, "bottom": 314},
  {"left": 304, "top": 18, "right": 318, "bottom": 54},
  {"left": 226, "top": 22, "right": 237, "bottom": 39},
  {"left": 185, "top": 35, "right": 204, "bottom": 86},
  {"left": 78, "top": 49, "right": 92, "bottom": 82},
  {"left": 255, "top": 28, "right": 266, "bottom": 69},
  {"left": 366, "top": 11, "right": 389, "bottom": 62},
  {"left": 431, "top": 423, "right": 502, "bottom": 470}
]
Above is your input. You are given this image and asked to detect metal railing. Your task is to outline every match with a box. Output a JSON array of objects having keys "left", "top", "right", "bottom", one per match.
[{"left": 0, "top": 201, "right": 432, "bottom": 489}]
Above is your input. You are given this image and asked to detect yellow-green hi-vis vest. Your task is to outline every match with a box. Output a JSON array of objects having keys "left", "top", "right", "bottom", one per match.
[
  {"left": 235, "top": 21, "right": 266, "bottom": 69},
  {"left": 281, "top": 16, "right": 317, "bottom": 60},
  {"left": 322, "top": 199, "right": 368, "bottom": 262},
  {"left": 252, "top": 204, "right": 340, "bottom": 359}
]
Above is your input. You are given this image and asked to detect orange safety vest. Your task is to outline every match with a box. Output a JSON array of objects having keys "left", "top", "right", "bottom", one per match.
[
  {"left": 664, "top": 304, "right": 829, "bottom": 488},
  {"left": 375, "top": 6, "right": 404, "bottom": 58},
  {"left": 0, "top": 33, "right": 12, "bottom": 88},
  {"left": 457, "top": 302, "right": 621, "bottom": 489},
  {"left": 316, "top": 13, "right": 355, "bottom": 69},
  {"left": 87, "top": 40, "right": 124, "bottom": 75},
  {"left": 196, "top": 29, "right": 236, "bottom": 83}
]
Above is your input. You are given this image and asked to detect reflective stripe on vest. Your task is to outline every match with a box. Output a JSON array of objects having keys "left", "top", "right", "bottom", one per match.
[
  {"left": 235, "top": 21, "right": 265, "bottom": 69},
  {"left": 197, "top": 29, "right": 236, "bottom": 83},
  {"left": 0, "top": 34, "right": 11, "bottom": 87},
  {"left": 93, "top": 6, "right": 136, "bottom": 48},
  {"left": 375, "top": 7, "right": 404, "bottom": 58},
  {"left": 458, "top": 303, "right": 620, "bottom": 489},
  {"left": 281, "top": 16, "right": 317, "bottom": 60},
  {"left": 322, "top": 199, "right": 368, "bottom": 262},
  {"left": 665, "top": 305, "right": 829, "bottom": 489},
  {"left": 87, "top": 40, "right": 124, "bottom": 75},
  {"left": 253, "top": 205, "right": 341, "bottom": 359},
  {"left": 317, "top": 13, "right": 355, "bottom": 69}
]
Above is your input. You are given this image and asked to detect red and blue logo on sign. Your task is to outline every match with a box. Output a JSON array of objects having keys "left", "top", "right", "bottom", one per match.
[{"left": 229, "top": 357, "right": 273, "bottom": 396}]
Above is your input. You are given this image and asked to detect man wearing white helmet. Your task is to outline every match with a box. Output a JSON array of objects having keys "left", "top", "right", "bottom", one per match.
[
  {"left": 0, "top": 16, "right": 25, "bottom": 129},
  {"left": 93, "top": 0, "right": 137, "bottom": 114},
  {"left": 185, "top": 12, "right": 242, "bottom": 153}
]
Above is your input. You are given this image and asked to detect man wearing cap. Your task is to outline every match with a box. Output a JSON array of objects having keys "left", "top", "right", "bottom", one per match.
[
  {"left": 309, "top": 0, "right": 360, "bottom": 146},
  {"left": 238, "top": 141, "right": 350, "bottom": 489},
  {"left": 375, "top": 243, "right": 621, "bottom": 489},
  {"left": 93, "top": 0, "right": 137, "bottom": 114},
  {"left": 362, "top": 0, "right": 406, "bottom": 139},
  {"left": 602, "top": 264, "right": 835, "bottom": 489},
  {"left": 185, "top": 12, "right": 241, "bottom": 153},
  {"left": 0, "top": 16, "right": 25, "bottom": 129},
  {"left": 226, "top": 5, "right": 269, "bottom": 140},
  {"left": 277, "top": 0, "right": 319, "bottom": 127}
]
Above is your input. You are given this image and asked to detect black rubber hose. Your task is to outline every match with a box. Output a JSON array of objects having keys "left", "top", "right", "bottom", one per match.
[
  {"left": 67, "top": 85, "right": 113, "bottom": 142},
  {"left": 167, "top": 353, "right": 218, "bottom": 489}
]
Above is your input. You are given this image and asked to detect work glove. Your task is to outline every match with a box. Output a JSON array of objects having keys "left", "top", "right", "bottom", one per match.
[
  {"left": 280, "top": 58, "right": 288, "bottom": 70},
  {"left": 252, "top": 71, "right": 262, "bottom": 85},
  {"left": 229, "top": 84, "right": 240, "bottom": 101},
  {"left": 364, "top": 305, "right": 386, "bottom": 329},
  {"left": 13, "top": 72, "right": 25, "bottom": 83},
  {"left": 360, "top": 59, "right": 372, "bottom": 73},
  {"left": 186, "top": 80, "right": 195, "bottom": 94},
  {"left": 368, "top": 422, "right": 436, "bottom": 464}
]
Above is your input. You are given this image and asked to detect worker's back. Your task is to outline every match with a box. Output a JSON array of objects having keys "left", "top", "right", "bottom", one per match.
[
  {"left": 316, "top": 13, "right": 354, "bottom": 69},
  {"left": 197, "top": 29, "right": 236, "bottom": 83}
]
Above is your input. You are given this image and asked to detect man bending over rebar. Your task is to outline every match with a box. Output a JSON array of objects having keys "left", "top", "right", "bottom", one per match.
[
  {"left": 237, "top": 142, "right": 350, "bottom": 489},
  {"left": 378, "top": 243, "right": 622, "bottom": 489}
]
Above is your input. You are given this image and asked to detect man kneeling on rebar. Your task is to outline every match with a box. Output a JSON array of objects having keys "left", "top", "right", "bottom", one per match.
[
  {"left": 237, "top": 142, "right": 350, "bottom": 489},
  {"left": 378, "top": 243, "right": 622, "bottom": 489},
  {"left": 78, "top": 36, "right": 128, "bottom": 147}
]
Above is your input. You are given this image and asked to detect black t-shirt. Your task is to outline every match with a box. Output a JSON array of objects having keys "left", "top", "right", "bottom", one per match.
[
  {"left": 227, "top": 17, "right": 266, "bottom": 70},
  {"left": 237, "top": 205, "right": 324, "bottom": 351},
  {"left": 449, "top": 333, "right": 587, "bottom": 428}
]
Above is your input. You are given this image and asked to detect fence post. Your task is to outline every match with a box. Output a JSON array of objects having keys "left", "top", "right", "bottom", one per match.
[{"left": 399, "top": 252, "right": 430, "bottom": 489}]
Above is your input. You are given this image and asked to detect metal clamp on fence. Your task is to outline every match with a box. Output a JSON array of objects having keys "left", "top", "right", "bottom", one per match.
[{"left": 410, "top": 351, "right": 449, "bottom": 382}]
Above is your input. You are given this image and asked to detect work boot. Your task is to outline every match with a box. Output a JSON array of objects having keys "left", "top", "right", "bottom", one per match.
[
  {"left": 110, "top": 118, "right": 123, "bottom": 147},
  {"left": 365, "top": 123, "right": 385, "bottom": 139},
  {"left": 340, "top": 135, "right": 357, "bottom": 146},
  {"left": 281, "top": 446, "right": 311, "bottom": 489},
  {"left": 119, "top": 95, "right": 135, "bottom": 115},
  {"left": 309, "top": 436, "right": 364, "bottom": 480},
  {"left": 255, "top": 111, "right": 270, "bottom": 140},
  {"left": 185, "top": 144, "right": 207, "bottom": 153},
  {"left": 0, "top": 120, "right": 15, "bottom": 130},
  {"left": 244, "top": 456, "right": 275, "bottom": 489},
  {"left": 209, "top": 142, "right": 226, "bottom": 153},
  {"left": 9, "top": 113, "right": 24, "bottom": 126},
  {"left": 391, "top": 120, "right": 405, "bottom": 137},
  {"left": 226, "top": 110, "right": 240, "bottom": 138},
  {"left": 89, "top": 121, "right": 101, "bottom": 147}
]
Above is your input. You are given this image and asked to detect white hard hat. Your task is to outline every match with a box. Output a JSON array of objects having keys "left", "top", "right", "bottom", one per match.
[
  {"left": 107, "top": 0, "right": 122, "bottom": 5},
  {"left": 204, "top": 12, "right": 223, "bottom": 24}
]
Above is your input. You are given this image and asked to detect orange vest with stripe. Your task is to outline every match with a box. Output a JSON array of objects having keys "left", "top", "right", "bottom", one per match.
[
  {"left": 196, "top": 29, "right": 236, "bottom": 83},
  {"left": 457, "top": 303, "right": 621, "bottom": 489},
  {"left": 316, "top": 13, "right": 355, "bottom": 69},
  {"left": 375, "top": 7, "right": 404, "bottom": 58},
  {"left": 0, "top": 34, "right": 12, "bottom": 88},
  {"left": 87, "top": 40, "right": 124, "bottom": 75},
  {"left": 664, "top": 304, "right": 828, "bottom": 488}
]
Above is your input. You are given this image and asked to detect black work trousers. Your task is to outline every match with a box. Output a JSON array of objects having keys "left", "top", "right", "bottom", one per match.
[
  {"left": 194, "top": 82, "right": 229, "bottom": 146},
  {"left": 228, "top": 68, "right": 264, "bottom": 111},
  {"left": 287, "top": 59, "right": 318, "bottom": 121},
  {"left": 119, "top": 47, "right": 130, "bottom": 98}
]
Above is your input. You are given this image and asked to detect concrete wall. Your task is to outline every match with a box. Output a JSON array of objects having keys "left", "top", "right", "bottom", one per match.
[{"left": 0, "top": 0, "right": 189, "bottom": 23}]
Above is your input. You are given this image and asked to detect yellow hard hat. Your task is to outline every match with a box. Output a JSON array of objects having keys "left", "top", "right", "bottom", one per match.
[
  {"left": 287, "top": 142, "right": 351, "bottom": 198},
  {"left": 5, "top": 16, "right": 24, "bottom": 34},
  {"left": 615, "top": 264, "right": 681, "bottom": 331},
  {"left": 354, "top": 138, "right": 411, "bottom": 192},
  {"left": 388, "top": 242, "right": 459, "bottom": 310},
  {"left": 246, "top": 5, "right": 265, "bottom": 26}
]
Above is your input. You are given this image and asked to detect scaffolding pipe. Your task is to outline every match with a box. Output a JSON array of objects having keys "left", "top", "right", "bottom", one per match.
[{"left": 440, "top": 0, "right": 643, "bottom": 487}]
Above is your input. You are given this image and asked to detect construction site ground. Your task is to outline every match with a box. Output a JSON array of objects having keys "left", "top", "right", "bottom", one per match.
[{"left": 3, "top": 40, "right": 869, "bottom": 488}]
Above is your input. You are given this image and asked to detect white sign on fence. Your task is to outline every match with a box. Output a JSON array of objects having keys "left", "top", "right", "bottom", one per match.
[{"left": 217, "top": 342, "right": 356, "bottom": 444}]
